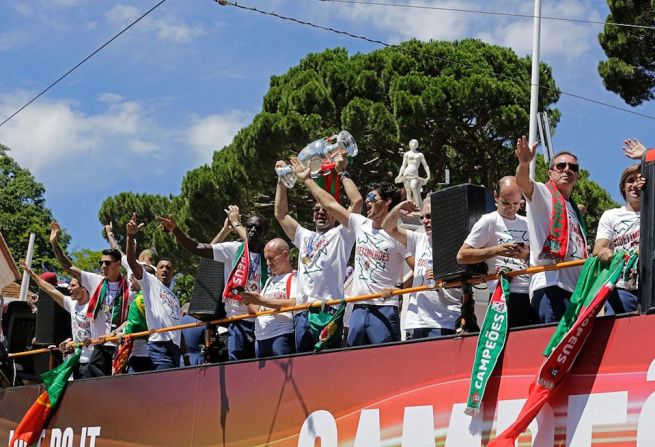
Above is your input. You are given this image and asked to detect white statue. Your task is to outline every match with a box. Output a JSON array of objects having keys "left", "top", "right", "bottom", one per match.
[{"left": 395, "top": 139, "right": 430, "bottom": 207}]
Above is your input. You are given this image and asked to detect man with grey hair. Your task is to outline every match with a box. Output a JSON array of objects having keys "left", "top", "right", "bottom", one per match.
[{"left": 515, "top": 136, "right": 588, "bottom": 323}]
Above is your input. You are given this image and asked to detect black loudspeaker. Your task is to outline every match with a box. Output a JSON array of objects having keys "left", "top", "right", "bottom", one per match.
[
  {"left": 431, "top": 184, "right": 493, "bottom": 281},
  {"left": 188, "top": 258, "right": 226, "bottom": 321},
  {"left": 639, "top": 149, "right": 655, "bottom": 313},
  {"left": 35, "top": 288, "right": 72, "bottom": 345}
]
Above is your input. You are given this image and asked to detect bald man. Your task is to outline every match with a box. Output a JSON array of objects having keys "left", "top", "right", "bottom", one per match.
[
  {"left": 242, "top": 239, "right": 297, "bottom": 359},
  {"left": 457, "top": 176, "right": 538, "bottom": 328}
]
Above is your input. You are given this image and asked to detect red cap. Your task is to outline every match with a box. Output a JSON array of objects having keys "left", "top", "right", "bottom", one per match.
[{"left": 40, "top": 272, "right": 58, "bottom": 286}]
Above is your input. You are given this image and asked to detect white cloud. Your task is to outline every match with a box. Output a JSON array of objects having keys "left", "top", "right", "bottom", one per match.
[
  {"left": 105, "top": 4, "right": 209, "bottom": 43},
  {"left": 98, "top": 92, "right": 124, "bottom": 104},
  {"left": 0, "top": 31, "right": 26, "bottom": 51},
  {"left": 316, "top": 0, "right": 602, "bottom": 60},
  {"left": 129, "top": 140, "right": 157, "bottom": 154},
  {"left": 187, "top": 111, "right": 252, "bottom": 163}
]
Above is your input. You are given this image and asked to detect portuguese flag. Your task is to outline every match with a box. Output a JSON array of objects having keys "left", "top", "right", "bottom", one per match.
[
  {"left": 315, "top": 168, "right": 341, "bottom": 201},
  {"left": 9, "top": 349, "right": 81, "bottom": 446},
  {"left": 490, "top": 253, "right": 629, "bottom": 446}
]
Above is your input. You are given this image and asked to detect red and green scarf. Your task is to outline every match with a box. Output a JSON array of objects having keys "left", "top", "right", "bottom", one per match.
[
  {"left": 85, "top": 275, "right": 130, "bottom": 328},
  {"left": 541, "top": 180, "right": 587, "bottom": 260},
  {"left": 223, "top": 242, "right": 269, "bottom": 301},
  {"left": 315, "top": 168, "right": 341, "bottom": 201}
]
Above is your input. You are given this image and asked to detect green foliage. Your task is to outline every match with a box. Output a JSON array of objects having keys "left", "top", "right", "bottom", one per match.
[
  {"left": 172, "top": 273, "right": 195, "bottom": 306},
  {"left": 70, "top": 248, "right": 102, "bottom": 274},
  {"left": 598, "top": 0, "right": 655, "bottom": 105},
  {"left": 0, "top": 145, "right": 69, "bottom": 269}
]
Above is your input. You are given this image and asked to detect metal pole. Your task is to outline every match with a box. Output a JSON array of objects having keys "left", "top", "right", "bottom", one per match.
[
  {"left": 528, "top": 0, "right": 542, "bottom": 179},
  {"left": 18, "top": 233, "right": 36, "bottom": 301}
]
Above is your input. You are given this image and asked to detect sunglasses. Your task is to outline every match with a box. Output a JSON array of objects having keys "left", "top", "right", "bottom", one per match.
[
  {"left": 552, "top": 162, "right": 579, "bottom": 173},
  {"left": 365, "top": 191, "right": 380, "bottom": 204},
  {"left": 99, "top": 260, "right": 118, "bottom": 267}
]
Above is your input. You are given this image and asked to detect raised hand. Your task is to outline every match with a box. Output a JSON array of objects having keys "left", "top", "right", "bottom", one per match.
[
  {"left": 126, "top": 213, "right": 144, "bottom": 236},
  {"left": 333, "top": 151, "right": 348, "bottom": 173},
  {"left": 49, "top": 221, "right": 61, "bottom": 244},
  {"left": 156, "top": 214, "right": 177, "bottom": 233},
  {"left": 104, "top": 222, "right": 114, "bottom": 238},
  {"left": 623, "top": 138, "right": 646, "bottom": 160},
  {"left": 515, "top": 135, "right": 537, "bottom": 165},
  {"left": 290, "top": 157, "right": 311, "bottom": 182},
  {"left": 225, "top": 205, "right": 241, "bottom": 228},
  {"left": 397, "top": 200, "right": 419, "bottom": 216}
]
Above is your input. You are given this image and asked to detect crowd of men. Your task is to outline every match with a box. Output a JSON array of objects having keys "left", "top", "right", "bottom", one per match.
[{"left": 12, "top": 136, "right": 648, "bottom": 379}]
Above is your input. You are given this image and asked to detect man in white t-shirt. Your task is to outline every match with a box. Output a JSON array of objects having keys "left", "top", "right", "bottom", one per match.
[
  {"left": 457, "top": 176, "right": 538, "bottom": 327},
  {"left": 22, "top": 264, "right": 93, "bottom": 378},
  {"left": 50, "top": 221, "right": 131, "bottom": 377},
  {"left": 157, "top": 206, "right": 265, "bottom": 361},
  {"left": 242, "top": 239, "right": 297, "bottom": 358},
  {"left": 383, "top": 198, "right": 462, "bottom": 338},
  {"left": 127, "top": 213, "right": 182, "bottom": 370},
  {"left": 594, "top": 163, "right": 645, "bottom": 315},
  {"left": 274, "top": 153, "right": 362, "bottom": 352},
  {"left": 290, "top": 158, "right": 407, "bottom": 346},
  {"left": 515, "top": 136, "right": 588, "bottom": 323}
]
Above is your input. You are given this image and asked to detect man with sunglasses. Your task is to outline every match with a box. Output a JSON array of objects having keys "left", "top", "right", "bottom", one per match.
[
  {"left": 290, "top": 158, "right": 407, "bottom": 347},
  {"left": 383, "top": 197, "right": 462, "bottom": 338},
  {"left": 156, "top": 207, "right": 265, "bottom": 361},
  {"left": 275, "top": 153, "right": 363, "bottom": 352},
  {"left": 515, "top": 136, "right": 588, "bottom": 323},
  {"left": 50, "top": 221, "right": 131, "bottom": 376},
  {"left": 457, "top": 176, "right": 537, "bottom": 328}
]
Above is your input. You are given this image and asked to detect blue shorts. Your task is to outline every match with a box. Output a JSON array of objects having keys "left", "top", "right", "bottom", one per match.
[
  {"left": 147, "top": 340, "right": 181, "bottom": 371},
  {"left": 531, "top": 286, "right": 572, "bottom": 323},
  {"left": 406, "top": 328, "right": 455, "bottom": 340},
  {"left": 227, "top": 320, "right": 255, "bottom": 361},
  {"left": 255, "top": 333, "right": 295, "bottom": 359},
  {"left": 604, "top": 288, "right": 639, "bottom": 316},
  {"left": 293, "top": 308, "right": 342, "bottom": 353},
  {"left": 347, "top": 305, "right": 400, "bottom": 347}
]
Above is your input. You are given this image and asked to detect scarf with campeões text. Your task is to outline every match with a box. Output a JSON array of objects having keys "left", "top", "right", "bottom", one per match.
[
  {"left": 541, "top": 180, "right": 587, "bottom": 260},
  {"left": 465, "top": 275, "right": 511, "bottom": 415},
  {"left": 86, "top": 275, "right": 130, "bottom": 328}
]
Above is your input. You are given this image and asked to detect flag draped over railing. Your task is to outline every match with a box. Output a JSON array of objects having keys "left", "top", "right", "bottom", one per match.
[
  {"left": 489, "top": 252, "right": 631, "bottom": 446},
  {"left": 9, "top": 349, "right": 81, "bottom": 447}
]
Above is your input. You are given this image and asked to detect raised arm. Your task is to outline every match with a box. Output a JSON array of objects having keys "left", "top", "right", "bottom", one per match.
[
  {"left": 515, "top": 135, "right": 537, "bottom": 201},
  {"left": 382, "top": 200, "right": 417, "bottom": 247},
  {"left": 292, "top": 157, "right": 351, "bottom": 227},
  {"left": 126, "top": 213, "right": 145, "bottom": 280},
  {"left": 225, "top": 205, "right": 248, "bottom": 242},
  {"left": 211, "top": 217, "right": 233, "bottom": 244},
  {"left": 274, "top": 160, "right": 300, "bottom": 240},
  {"left": 104, "top": 222, "right": 124, "bottom": 253},
  {"left": 334, "top": 153, "right": 363, "bottom": 214},
  {"left": 49, "top": 221, "right": 82, "bottom": 281},
  {"left": 156, "top": 215, "right": 213, "bottom": 259},
  {"left": 21, "top": 262, "right": 66, "bottom": 308}
]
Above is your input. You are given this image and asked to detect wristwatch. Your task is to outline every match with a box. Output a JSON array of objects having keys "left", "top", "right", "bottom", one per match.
[{"left": 338, "top": 170, "right": 351, "bottom": 180}]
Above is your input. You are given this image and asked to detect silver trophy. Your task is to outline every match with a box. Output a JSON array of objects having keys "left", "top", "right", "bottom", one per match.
[{"left": 276, "top": 130, "right": 358, "bottom": 188}]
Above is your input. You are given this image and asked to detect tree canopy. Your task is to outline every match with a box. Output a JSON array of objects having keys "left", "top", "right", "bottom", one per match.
[
  {"left": 99, "top": 39, "right": 616, "bottom": 280},
  {"left": 0, "top": 145, "right": 69, "bottom": 270},
  {"left": 598, "top": 0, "right": 655, "bottom": 106}
]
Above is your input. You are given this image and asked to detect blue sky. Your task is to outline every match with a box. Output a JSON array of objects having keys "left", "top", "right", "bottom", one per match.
[{"left": 0, "top": 0, "right": 653, "bottom": 253}]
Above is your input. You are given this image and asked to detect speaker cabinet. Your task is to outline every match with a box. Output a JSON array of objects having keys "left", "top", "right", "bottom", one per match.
[
  {"left": 431, "top": 184, "right": 493, "bottom": 281},
  {"left": 640, "top": 149, "right": 655, "bottom": 312},
  {"left": 35, "top": 288, "right": 72, "bottom": 345},
  {"left": 189, "top": 258, "right": 226, "bottom": 321}
]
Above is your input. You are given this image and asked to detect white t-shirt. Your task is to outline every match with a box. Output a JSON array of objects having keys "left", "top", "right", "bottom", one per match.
[
  {"left": 348, "top": 214, "right": 408, "bottom": 306},
  {"left": 81, "top": 271, "right": 128, "bottom": 340},
  {"left": 137, "top": 272, "right": 181, "bottom": 345},
  {"left": 525, "top": 182, "right": 588, "bottom": 295},
  {"left": 62, "top": 297, "right": 93, "bottom": 363},
  {"left": 596, "top": 206, "right": 640, "bottom": 290},
  {"left": 293, "top": 224, "right": 355, "bottom": 305},
  {"left": 255, "top": 272, "right": 297, "bottom": 340},
  {"left": 406, "top": 231, "right": 461, "bottom": 329},
  {"left": 212, "top": 242, "right": 263, "bottom": 320},
  {"left": 463, "top": 211, "right": 531, "bottom": 294}
]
